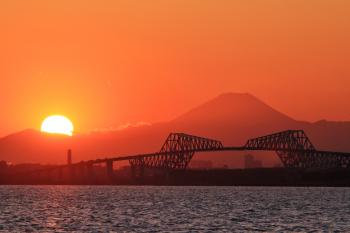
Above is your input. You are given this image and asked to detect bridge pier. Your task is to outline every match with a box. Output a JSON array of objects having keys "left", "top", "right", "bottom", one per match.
[
  {"left": 57, "top": 168, "right": 63, "bottom": 181},
  {"left": 44, "top": 170, "right": 53, "bottom": 184},
  {"left": 69, "top": 165, "right": 76, "bottom": 183},
  {"left": 78, "top": 164, "right": 86, "bottom": 183},
  {"left": 106, "top": 160, "right": 114, "bottom": 179},
  {"left": 86, "top": 163, "right": 94, "bottom": 181}
]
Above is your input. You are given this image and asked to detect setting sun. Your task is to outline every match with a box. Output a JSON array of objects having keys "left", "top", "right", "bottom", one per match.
[{"left": 41, "top": 115, "right": 74, "bottom": 136}]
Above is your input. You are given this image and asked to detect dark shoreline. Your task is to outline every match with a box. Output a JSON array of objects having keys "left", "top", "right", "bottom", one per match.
[
  {"left": 1, "top": 168, "right": 350, "bottom": 187},
  {"left": 165, "top": 168, "right": 350, "bottom": 187}
]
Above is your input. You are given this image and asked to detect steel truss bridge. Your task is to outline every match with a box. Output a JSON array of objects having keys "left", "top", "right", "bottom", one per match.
[
  {"left": 26, "top": 130, "right": 350, "bottom": 178},
  {"left": 127, "top": 130, "right": 350, "bottom": 170}
]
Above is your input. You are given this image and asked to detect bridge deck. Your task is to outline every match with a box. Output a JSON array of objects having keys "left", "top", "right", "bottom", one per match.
[
  {"left": 22, "top": 130, "right": 350, "bottom": 174},
  {"left": 71, "top": 146, "right": 350, "bottom": 169}
]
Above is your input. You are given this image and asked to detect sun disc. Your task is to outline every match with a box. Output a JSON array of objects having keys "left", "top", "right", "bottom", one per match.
[{"left": 41, "top": 115, "right": 74, "bottom": 136}]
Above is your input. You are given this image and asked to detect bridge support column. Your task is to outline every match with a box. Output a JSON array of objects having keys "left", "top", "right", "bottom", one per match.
[
  {"left": 69, "top": 166, "right": 76, "bottom": 183},
  {"left": 130, "top": 165, "right": 136, "bottom": 180},
  {"left": 78, "top": 164, "right": 86, "bottom": 183},
  {"left": 57, "top": 168, "right": 63, "bottom": 183},
  {"left": 45, "top": 170, "right": 53, "bottom": 184},
  {"left": 106, "top": 160, "right": 114, "bottom": 179},
  {"left": 86, "top": 163, "right": 94, "bottom": 181}
]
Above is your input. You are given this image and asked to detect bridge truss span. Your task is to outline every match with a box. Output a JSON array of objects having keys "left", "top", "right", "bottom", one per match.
[
  {"left": 128, "top": 130, "right": 350, "bottom": 171},
  {"left": 244, "top": 130, "right": 315, "bottom": 151},
  {"left": 129, "top": 133, "right": 223, "bottom": 170},
  {"left": 244, "top": 130, "right": 350, "bottom": 169},
  {"left": 27, "top": 129, "right": 350, "bottom": 179}
]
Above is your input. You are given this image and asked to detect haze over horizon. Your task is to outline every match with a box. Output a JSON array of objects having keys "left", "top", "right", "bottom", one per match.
[
  {"left": 1, "top": 0, "right": 350, "bottom": 136},
  {"left": 1, "top": 91, "right": 349, "bottom": 137}
]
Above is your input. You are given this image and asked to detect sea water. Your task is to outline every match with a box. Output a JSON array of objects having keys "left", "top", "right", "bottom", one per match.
[{"left": 0, "top": 186, "right": 349, "bottom": 232}]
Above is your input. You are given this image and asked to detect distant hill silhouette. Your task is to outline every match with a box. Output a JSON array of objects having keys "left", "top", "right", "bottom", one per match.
[
  {"left": 1, "top": 93, "right": 350, "bottom": 167},
  {"left": 171, "top": 93, "right": 303, "bottom": 143}
]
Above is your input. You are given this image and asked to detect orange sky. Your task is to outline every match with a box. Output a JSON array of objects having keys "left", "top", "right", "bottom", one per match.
[{"left": 1, "top": 0, "right": 350, "bottom": 136}]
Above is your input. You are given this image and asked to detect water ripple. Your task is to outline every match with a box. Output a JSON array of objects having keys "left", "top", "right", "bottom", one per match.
[{"left": 0, "top": 186, "right": 349, "bottom": 232}]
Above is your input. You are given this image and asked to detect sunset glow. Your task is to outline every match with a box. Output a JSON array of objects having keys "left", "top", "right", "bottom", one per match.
[
  {"left": 1, "top": 1, "right": 350, "bottom": 137},
  {"left": 41, "top": 115, "right": 74, "bottom": 136},
  {"left": 1, "top": 1, "right": 350, "bottom": 231}
]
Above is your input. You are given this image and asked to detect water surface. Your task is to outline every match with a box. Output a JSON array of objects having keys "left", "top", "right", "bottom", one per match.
[{"left": 0, "top": 186, "right": 349, "bottom": 232}]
